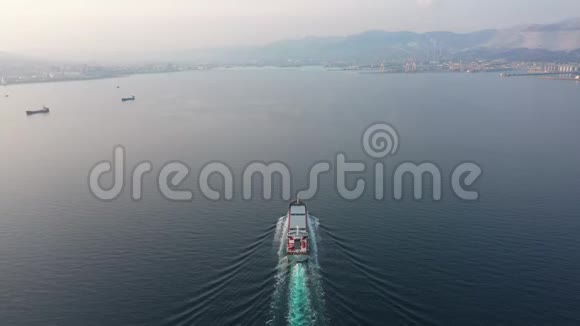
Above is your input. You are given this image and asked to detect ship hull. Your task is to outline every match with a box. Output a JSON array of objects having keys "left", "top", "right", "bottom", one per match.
[
  {"left": 285, "top": 200, "right": 309, "bottom": 263},
  {"left": 26, "top": 109, "right": 49, "bottom": 115}
]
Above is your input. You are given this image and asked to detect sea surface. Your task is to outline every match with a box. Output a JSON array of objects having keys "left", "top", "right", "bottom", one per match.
[{"left": 1, "top": 70, "right": 580, "bottom": 325}]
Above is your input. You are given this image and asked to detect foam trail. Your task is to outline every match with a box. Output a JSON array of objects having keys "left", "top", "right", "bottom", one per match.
[
  {"left": 303, "top": 216, "right": 327, "bottom": 326},
  {"left": 269, "top": 214, "right": 327, "bottom": 326},
  {"left": 288, "top": 263, "right": 315, "bottom": 326},
  {"left": 268, "top": 216, "right": 290, "bottom": 326},
  {"left": 275, "top": 215, "right": 289, "bottom": 259},
  {"left": 307, "top": 216, "right": 320, "bottom": 265}
]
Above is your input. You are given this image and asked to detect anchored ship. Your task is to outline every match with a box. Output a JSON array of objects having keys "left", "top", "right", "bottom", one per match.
[
  {"left": 121, "top": 95, "right": 135, "bottom": 102},
  {"left": 26, "top": 106, "right": 50, "bottom": 116},
  {"left": 286, "top": 199, "right": 309, "bottom": 262}
]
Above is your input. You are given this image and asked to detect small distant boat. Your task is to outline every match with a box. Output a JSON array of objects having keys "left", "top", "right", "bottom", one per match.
[
  {"left": 26, "top": 106, "right": 50, "bottom": 116},
  {"left": 121, "top": 95, "right": 135, "bottom": 102}
]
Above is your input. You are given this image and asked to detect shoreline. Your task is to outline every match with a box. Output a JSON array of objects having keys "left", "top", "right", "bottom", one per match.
[{"left": 1, "top": 69, "right": 192, "bottom": 87}]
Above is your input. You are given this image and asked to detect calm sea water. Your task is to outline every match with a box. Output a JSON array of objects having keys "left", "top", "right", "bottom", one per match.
[{"left": 1, "top": 70, "right": 579, "bottom": 325}]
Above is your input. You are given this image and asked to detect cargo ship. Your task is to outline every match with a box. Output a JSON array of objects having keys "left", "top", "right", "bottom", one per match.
[
  {"left": 121, "top": 95, "right": 135, "bottom": 102},
  {"left": 26, "top": 106, "right": 50, "bottom": 115},
  {"left": 286, "top": 199, "right": 309, "bottom": 262}
]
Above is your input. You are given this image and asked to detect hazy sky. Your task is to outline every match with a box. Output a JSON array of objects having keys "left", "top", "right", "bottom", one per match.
[{"left": 1, "top": 0, "right": 578, "bottom": 60}]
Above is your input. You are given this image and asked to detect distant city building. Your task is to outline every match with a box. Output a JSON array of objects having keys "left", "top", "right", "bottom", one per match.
[
  {"left": 404, "top": 60, "right": 417, "bottom": 73},
  {"left": 537, "top": 64, "right": 579, "bottom": 73}
]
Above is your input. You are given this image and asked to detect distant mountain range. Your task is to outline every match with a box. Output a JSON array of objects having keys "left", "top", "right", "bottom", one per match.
[
  {"left": 182, "top": 18, "right": 580, "bottom": 64},
  {"left": 2, "top": 18, "right": 580, "bottom": 65}
]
